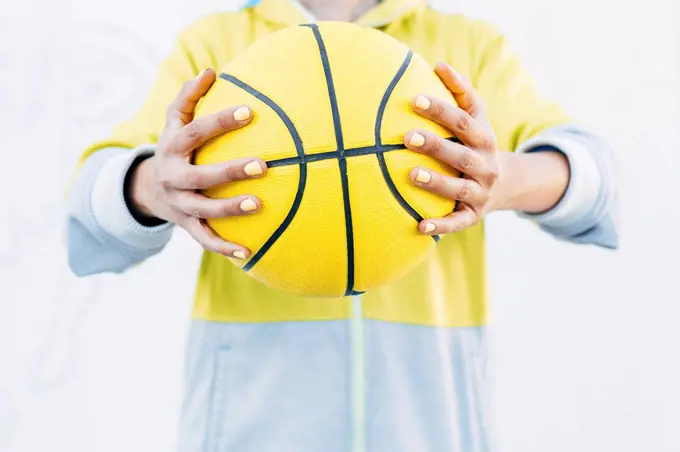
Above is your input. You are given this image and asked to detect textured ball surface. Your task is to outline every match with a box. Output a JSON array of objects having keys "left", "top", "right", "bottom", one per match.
[{"left": 194, "top": 22, "right": 457, "bottom": 297}]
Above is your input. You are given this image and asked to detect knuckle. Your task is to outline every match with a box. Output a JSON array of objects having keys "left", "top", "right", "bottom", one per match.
[
  {"left": 223, "top": 162, "right": 238, "bottom": 182},
  {"left": 425, "top": 172, "right": 440, "bottom": 189},
  {"left": 190, "top": 205, "right": 204, "bottom": 218},
  {"left": 186, "top": 169, "right": 204, "bottom": 189},
  {"left": 451, "top": 216, "right": 473, "bottom": 233},
  {"left": 456, "top": 112, "right": 472, "bottom": 131},
  {"left": 158, "top": 172, "right": 173, "bottom": 190},
  {"left": 432, "top": 101, "right": 446, "bottom": 119},
  {"left": 159, "top": 178, "right": 172, "bottom": 190},
  {"left": 457, "top": 179, "right": 471, "bottom": 201},
  {"left": 219, "top": 200, "right": 238, "bottom": 217},
  {"left": 481, "top": 135, "right": 496, "bottom": 150},
  {"left": 445, "top": 221, "right": 460, "bottom": 234},
  {"left": 185, "top": 122, "right": 202, "bottom": 141},
  {"left": 468, "top": 103, "right": 481, "bottom": 118},
  {"left": 216, "top": 112, "right": 233, "bottom": 131},
  {"left": 430, "top": 136, "right": 443, "bottom": 155},
  {"left": 459, "top": 147, "right": 476, "bottom": 170}
]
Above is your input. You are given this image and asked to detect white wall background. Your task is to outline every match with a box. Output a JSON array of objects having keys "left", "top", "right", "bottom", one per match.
[{"left": 1, "top": 0, "right": 679, "bottom": 451}]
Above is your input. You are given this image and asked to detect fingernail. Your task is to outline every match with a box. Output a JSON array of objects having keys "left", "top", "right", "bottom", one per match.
[
  {"left": 195, "top": 69, "right": 207, "bottom": 80},
  {"left": 437, "top": 61, "right": 455, "bottom": 73},
  {"left": 424, "top": 223, "right": 436, "bottom": 233},
  {"left": 240, "top": 198, "right": 258, "bottom": 212},
  {"left": 233, "top": 250, "right": 247, "bottom": 259},
  {"left": 409, "top": 132, "right": 425, "bottom": 148},
  {"left": 244, "top": 161, "right": 263, "bottom": 176},
  {"left": 415, "top": 95, "right": 431, "bottom": 111},
  {"left": 233, "top": 106, "right": 251, "bottom": 121},
  {"left": 415, "top": 169, "right": 431, "bottom": 184}
]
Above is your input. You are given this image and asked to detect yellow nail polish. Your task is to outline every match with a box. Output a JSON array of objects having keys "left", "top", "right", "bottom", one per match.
[
  {"left": 415, "top": 169, "right": 431, "bottom": 184},
  {"left": 244, "top": 161, "right": 263, "bottom": 176},
  {"left": 240, "top": 198, "right": 258, "bottom": 212},
  {"left": 233, "top": 251, "right": 247, "bottom": 259},
  {"left": 424, "top": 223, "right": 436, "bottom": 233},
  {"left": 409, "top": 132, "right": 425, "bottom": 148},
  {"left": 233, "top": 106, "right": 251, "bottom": 121},
  {"left": 415, "top": 96, "right": 431, "bottom": 111}
]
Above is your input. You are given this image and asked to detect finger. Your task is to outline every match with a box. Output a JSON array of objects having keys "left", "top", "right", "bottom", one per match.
[
  {"left": 182, "top": 216, "right": 251, "bottom": 259},
  {"left": 167, "top": 158, "right": 267, "bottom": 190},
  {"left": 175, "top": 192, "right": 261, "bottom": 219},
  {"left": 419, "top": 206, "right": 479, "bottom": 235},
  {"left": 170, "top": 105, "right": 253, "bottom": 155},
  {"left": 412, "top": 96, "right": 491, "bottom": 149},
  {"left": 166, "top": 68, "right": 217, "bottom": 129},
  {"left": 434, "top": 62, "right": 486, "bottom": 118},
  {"left": 410, "top": 167, "right": 487, "bottom": 206},
  {"left": 405, "top": 130, "right": 489, "bottom": 177}
]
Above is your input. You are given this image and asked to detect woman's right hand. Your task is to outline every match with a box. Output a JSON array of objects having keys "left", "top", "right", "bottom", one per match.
[{"left": 129, "top": 68, "right": 266, "bottom": 260}]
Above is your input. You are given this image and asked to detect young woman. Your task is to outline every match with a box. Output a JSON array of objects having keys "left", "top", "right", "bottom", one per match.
[{"left": 66, "top": 0, "right": 618, "bottom": 450}]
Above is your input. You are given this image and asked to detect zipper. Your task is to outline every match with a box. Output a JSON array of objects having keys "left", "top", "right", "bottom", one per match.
[{"left": 351, "top": 295, "right": 366, "bottom": 452}]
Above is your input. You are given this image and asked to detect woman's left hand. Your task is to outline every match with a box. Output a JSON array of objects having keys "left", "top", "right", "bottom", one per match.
[{"left": 405, "top": 62, "right": 503, "bottom": 235}]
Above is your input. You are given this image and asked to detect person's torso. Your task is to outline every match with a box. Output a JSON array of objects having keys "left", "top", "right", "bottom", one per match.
[
  {"left": 176, "top": 2, "right": 491, "bottom": 451},
  {"left": 187, "top": 0, "right": 487, "bottom": 329}
]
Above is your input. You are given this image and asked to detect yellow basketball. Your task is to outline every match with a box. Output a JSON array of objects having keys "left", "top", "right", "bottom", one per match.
[{"left": 194, "top": 21, "right": 457, "bottom": 298}]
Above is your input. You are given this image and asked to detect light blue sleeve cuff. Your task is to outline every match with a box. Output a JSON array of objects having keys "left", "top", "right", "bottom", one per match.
[
  {"left": 516, "top": 125, "right": 619, "bottom": 249},
  {"left": 65, "top": 145, "right": 174, "bottom": 276}
]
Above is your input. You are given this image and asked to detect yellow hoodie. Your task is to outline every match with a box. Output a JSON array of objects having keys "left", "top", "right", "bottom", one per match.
[{"left": 80, "top": 0, "right": 567, "bottom": 328}]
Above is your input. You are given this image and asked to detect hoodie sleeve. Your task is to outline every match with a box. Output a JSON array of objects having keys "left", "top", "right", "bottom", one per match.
[
  {"left": 469, "top": 21, "right": 619, "bottom": 249},
  {"left": 65, "top": 22, "right": 205, "bottom": 276}
]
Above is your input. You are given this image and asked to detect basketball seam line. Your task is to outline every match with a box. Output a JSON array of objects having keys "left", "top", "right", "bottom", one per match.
[
  {"left": 218, "top": 73, "right": 308, "bottom": 272},
  {"left": 267, "top": 143, "right": 406, "bottom": 168},
  {"left": 265, "top": 138, "right": 460, "bottom": 168},
  {"left": 374, "top": 50, "right": 440, "bottom": 243},
  {"left": 302, "top": 23, "right": 357, "bottom": 297}
]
